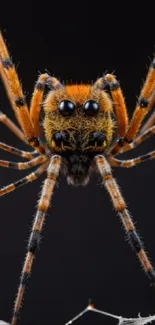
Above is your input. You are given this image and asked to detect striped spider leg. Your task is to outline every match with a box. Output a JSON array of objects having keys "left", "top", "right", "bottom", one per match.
[
  {"left": 95, "top": 155, "right": 155, "bottom": 285},
  {"left": 94, "top": 70, "right": 155, "bottom": 283},
  {"left": 0, "top": 31, "right": 62, "bottom": 325},
  {"left": 94, "top": 59, "right": 155, "bottom": 156},
  {"left": 1, "top": 28, "right": 155, "bottom": 325},
  {"left": 11, "top": 155, "right": 61, "bottom": 325}
]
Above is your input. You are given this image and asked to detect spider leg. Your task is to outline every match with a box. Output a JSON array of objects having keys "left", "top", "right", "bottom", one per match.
[
  {"left": 95, "top": 155, "right": 155, "bottom": 285},
  {"left": 141, "top": 111, "right": 155, "bottom": 133},
  {"left": 11, "top": 155, "right": 61, "bottom": 325},
  {"left": 0, "top": 32, "right": 44, "bottom": 153},
  {"left": 30, "top": 73, "right": 63, "bottom": 137},
  {"left": 108, "top": 150, "right": 155, "bottom": 167},
  {"left": 0, "top": 161, "right": 49, "bottom": 197},
  {"left": 108, "top": 125, "right": 155, "bottom": 154},
  {"left": 109, "top": 58, "right": 155, "bottom": 155},
  {"left": 0, "top": 111, "right": 26, "bottom": 143},
  {"left": 139, "top": 91, "right": 155, "bottom": 133},
  {"left": 94, "top": 73, "right": 128, "bottom": 137},
  {"left": 0, "top": 142, "right": 36, "bottom": 159},
  {"left": 137, "top": 86, "right": 155, "bottom": 133},
  {"left": 0, "top": 154, "right": 47, "bottom": 169},
  {"left": 0, "top": 60, "right": 21, "bottom": 125}
]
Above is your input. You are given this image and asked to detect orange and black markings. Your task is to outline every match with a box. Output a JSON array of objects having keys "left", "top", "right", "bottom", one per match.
[
  {"left": 11, "top": 156, "right": 61, "bottom": 325},
  {"left": 96, "top": 155, "right": 155, "bottom": 284}
]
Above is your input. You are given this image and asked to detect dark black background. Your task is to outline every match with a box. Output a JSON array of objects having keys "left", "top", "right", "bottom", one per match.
[{"left": 0, "top": 2, "right": 155, "bottom": 325}]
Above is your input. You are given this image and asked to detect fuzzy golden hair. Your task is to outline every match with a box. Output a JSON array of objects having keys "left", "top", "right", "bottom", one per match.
[{"left": 43, "top": 84, "right": 115, "bottom": 152}]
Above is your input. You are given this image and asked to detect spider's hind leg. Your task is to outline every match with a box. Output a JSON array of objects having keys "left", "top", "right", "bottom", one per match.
[{"left": 96, "top": 155, "right": 155, "bottom": 286}]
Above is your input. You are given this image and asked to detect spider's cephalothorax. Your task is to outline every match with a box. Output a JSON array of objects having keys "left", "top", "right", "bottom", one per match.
[
  {"left": 43, "top": 84, "right": 114, "bottom": 185},
  {"left": 1, "top": 31, "right": 155, "bottom": 325}
]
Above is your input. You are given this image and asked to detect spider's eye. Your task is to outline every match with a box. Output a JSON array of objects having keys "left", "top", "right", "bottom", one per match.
[
  {"left": 58, "top": 100, "right": 75, "bottom": 116},
  {"left": 83, "top": 100, "right": 99, "bottom": 116}
]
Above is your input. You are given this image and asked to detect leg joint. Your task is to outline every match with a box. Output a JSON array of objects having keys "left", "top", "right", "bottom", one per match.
[
  {"left": 128, "top": 230, "right": 143, "bottom": 253},
  {"left": 2, "top": 57, "right": 13, "bottom": 69},
  {"left": 20, "top": 272, "right": 29, "bottom": 286},
  {"left": 138, "top": 97, "right": 149, "bottom": 108},
  {"left": 28, "top": 230, "right": 41, "bottom": 254}
]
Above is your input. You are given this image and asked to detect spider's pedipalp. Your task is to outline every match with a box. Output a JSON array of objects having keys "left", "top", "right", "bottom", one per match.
[
  {"left": 95, "top": 155, "right": 155, "bottom": 285},
  {"left": 11, "top": 155, "right": 61, "bottom": 325}
]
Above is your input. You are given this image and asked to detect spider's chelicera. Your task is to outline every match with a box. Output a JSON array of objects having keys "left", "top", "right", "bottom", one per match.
[{"left": 0, "top": 31, "right": 155, "bottom": 325}]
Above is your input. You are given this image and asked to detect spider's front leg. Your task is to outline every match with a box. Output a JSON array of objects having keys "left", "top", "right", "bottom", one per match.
[
  {"left": 95, "top": 155, "right": 155, "bottom": 286},
  {"left": 94, "top": 73, "right": 129, "bottom": 137},
  {"left": 110, "top": 58, "right": 155, "bottom": 156},
  {"left": 11, "top": 155, "right": 61, "bottom": 325}
]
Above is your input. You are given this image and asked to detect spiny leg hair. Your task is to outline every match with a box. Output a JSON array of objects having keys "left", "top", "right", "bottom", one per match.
[
  {"left": 11, "top": 155, "right": 61, "bottom": 325},
  {"left": 110, "top": 57, "right": 155, "bottom": 155},
  {"left": 95, "top": 155, "right": 155, "bottom": 285},
  {"left": 0, "top": 142, "right": 36, "bottom": 160},
  {"left": 0, "top": 161, "right": 49, "bottom": 197},
  {"left": 0, "top": 154, "right": 47, "bottom": 170},
  {"left": 108, "top": 149, "right": 155, "bottom": 167}
]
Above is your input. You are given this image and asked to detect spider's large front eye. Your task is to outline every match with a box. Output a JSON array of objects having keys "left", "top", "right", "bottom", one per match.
[
  {"left": 83, "top": 100, "right": 99, "bottom": 116},
  {"left": 58, "top": 100, "right": 75, "bottom": 116}
]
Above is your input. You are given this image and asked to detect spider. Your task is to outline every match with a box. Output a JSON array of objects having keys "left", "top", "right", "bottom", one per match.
[{"left": 0, "top": 31, "right": 155, "bottom": 325}]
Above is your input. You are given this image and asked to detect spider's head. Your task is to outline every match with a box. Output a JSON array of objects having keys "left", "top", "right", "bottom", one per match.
[{"left": 43, "top": 80, "right": 114, "bottom": 185}]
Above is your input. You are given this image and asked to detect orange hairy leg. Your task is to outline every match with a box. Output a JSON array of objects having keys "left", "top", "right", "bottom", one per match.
[
  {"left": 0, "top": 60, "right": 21, "bottom": 124},
  {"left": 112, "top": 125, "right": 155, "bottom": 154},
  {"left": 111, "top": 58, "right": 155, "bottom": 155},
  {"left": 139, "top": 90, "right": 155, "bottom": 133},
  {"left": 108, "top": 150, "right": 155, "bottom": 167},
  {"left": 94, "top": 74, "right": 129, "bottom": 137},
  {"left": 11, "top": 155, "right": 61, "bottom": 325},
  {"left": 0, "top": 111, "right": 27, "bottom": 143},
  {"left": 0, "top": 32, "right": 44, "bottom": 153},
  {"left": 0, "top": 142, "right": 36, "bottom": 159},
  {"left": 0, "top": 161, "right": 49, "bottom": 197},
  {"left": 95, "top": 155, "right": 155, "bottom": 284},
  {"left": 0, "top": 154, "right": 47, "bottom": 170},
  {"left": 30, "top": 74, "right": 63, "bottom": 137}
]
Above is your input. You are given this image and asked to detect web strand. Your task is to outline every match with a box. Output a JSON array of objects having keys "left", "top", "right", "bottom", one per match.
[
  {"left": 65, "top": 303, "right": 155, "bottom": 325},
  {"left": 1, "top": 303, "right": 155, "bottom": 325}
]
